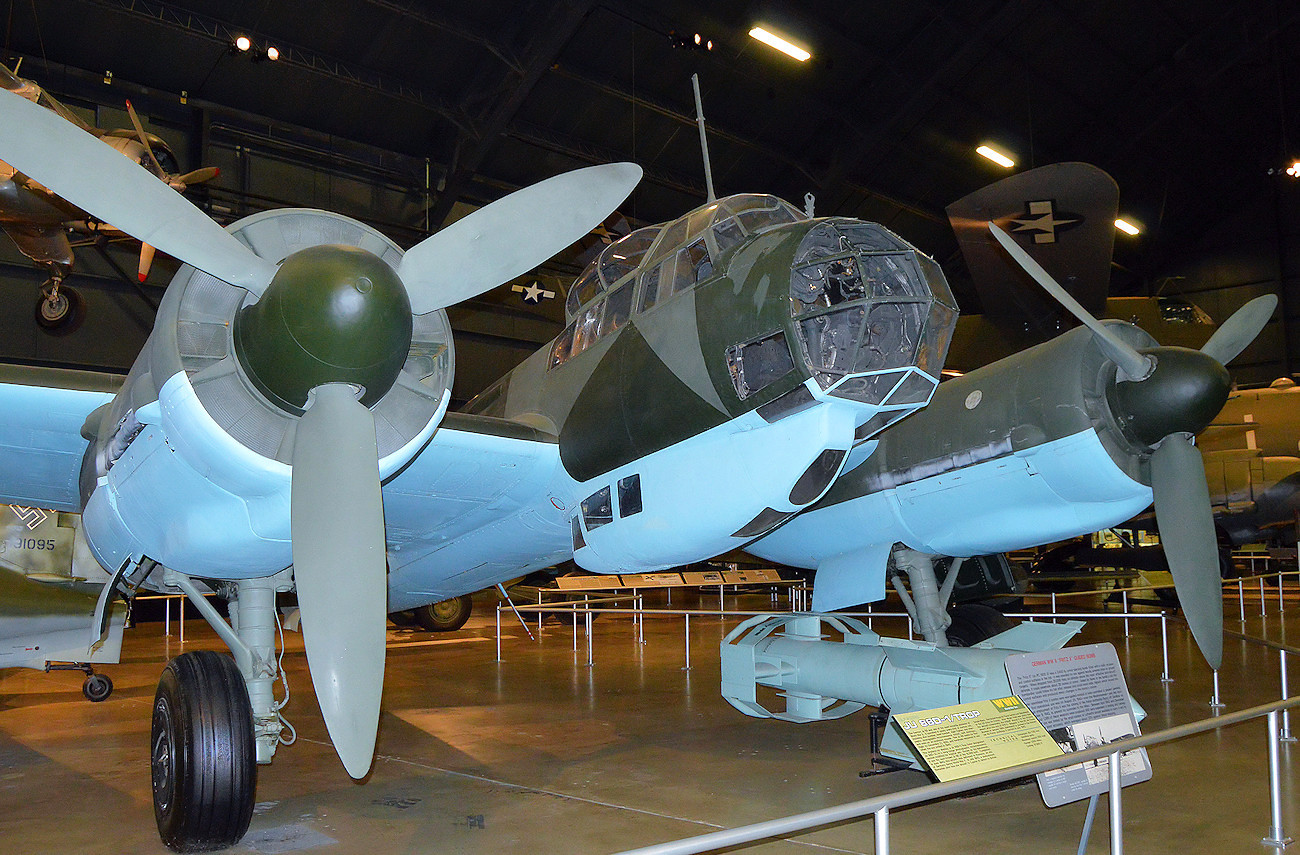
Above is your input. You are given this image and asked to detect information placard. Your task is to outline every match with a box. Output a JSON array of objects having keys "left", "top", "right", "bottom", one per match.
[
  {"left": 1005, "top": 642, "right": 1151, "bottom": 807},
  {"left": 893, "top": 696, "right": 1063, "bottom": 782}
]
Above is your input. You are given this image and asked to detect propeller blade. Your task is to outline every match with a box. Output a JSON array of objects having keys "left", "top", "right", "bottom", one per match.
[
  {"left": 172, "top": 166, "right": 220, "bottom": 188},
  {"left": 1199, "top": 294, "right": 1278, "bottom": 365},
  {"left": 290, "top": 383, "right": 388, "bottom": 778},
  {"left": 988, "top": 222, "right": 1153, "bottom": 381},
  {"left": 138, "top": 242, "right": 156, "bottom": 283},
  {"left": 123, "top": 99, "right": 165, "bottom": 176},
  {"left": 0, "top": 89, "right": 276, "bottom": 292},
  {"left": 399, "top": 162, "right": 642, "bottom": 314},
  {"left": 1150, "top": 434, "right": 1223, "bottom": 671}
]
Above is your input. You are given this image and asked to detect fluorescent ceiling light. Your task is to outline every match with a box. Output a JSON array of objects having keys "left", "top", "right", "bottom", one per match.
[
  {"left": 976, "top": 145, "right": 1015, "bottom": 168},
  {"left": 749, "top": 26, "right": 810, "bottom": 62},
  {"left": 1115, "top": 218, "right": 1141, "bottom": 236}
]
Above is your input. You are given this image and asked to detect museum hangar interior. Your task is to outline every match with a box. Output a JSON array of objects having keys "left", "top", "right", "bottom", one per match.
[{"left": 0, "top": 1, "right": 1297, "bottom": 854}]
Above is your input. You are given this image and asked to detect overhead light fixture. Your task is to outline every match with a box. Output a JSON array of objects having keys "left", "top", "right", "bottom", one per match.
[
  {"left": 255, "top": 45, "right": 280, "bottom": 62},
  {"left": 1286, "top": 160, "right": 1300, "bottom": 178},
  {"left": 233, "top": 35, "right": 252, "bottom": 53},
  {"left": 668, "top": 30, "right": 713, "bottom": 51},
  {"left": 1115, "top": 217, "right": 1141, "bottom": 236},
  {"left": 749, "top": 26, "right": 810, "bottom": 62},
  {"left": 976, "top": 144, "right": 1015, "bottom": 169}
]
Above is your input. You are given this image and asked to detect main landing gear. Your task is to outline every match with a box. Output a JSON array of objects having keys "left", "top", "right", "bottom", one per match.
[
  {"left": 35, "top": 275, "right": 83, "bottom": 334},
  {"left": 151, "top": 651, "right": 255, "bottom": 851},
  {"left": 150, "top": 569, "right": 293, "bottom": 852}
]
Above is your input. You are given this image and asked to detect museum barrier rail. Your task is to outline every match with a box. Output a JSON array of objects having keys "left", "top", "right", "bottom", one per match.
[{"left": 605, "top": 694, "right": 1300, "bottom": 855}]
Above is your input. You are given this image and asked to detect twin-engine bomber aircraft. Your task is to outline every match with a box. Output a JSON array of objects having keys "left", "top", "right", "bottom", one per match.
[{"left": 0, "top": 84, "right": 1269, "bottom": 852}]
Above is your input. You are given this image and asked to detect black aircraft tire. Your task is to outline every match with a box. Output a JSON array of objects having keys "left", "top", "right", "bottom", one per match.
[
  {"left": 82, "top": 672, "right": 113, "bottom": 702},
  {"left": 34, "top": 285, "right": 84, "bottom": 335},
  {"left": 151, "top": 650, "right": 256, "bottom": 853},
  {"left": 413, "top": 594, "right": 473, "bottom": 632},
  {"left": 946, "top": 603, "right": 1017, "bottom": 648}
]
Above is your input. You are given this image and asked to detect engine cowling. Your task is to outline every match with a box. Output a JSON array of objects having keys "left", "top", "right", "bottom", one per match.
[{"left": 81, "top": 209, "right": 454, "bottom": 577}]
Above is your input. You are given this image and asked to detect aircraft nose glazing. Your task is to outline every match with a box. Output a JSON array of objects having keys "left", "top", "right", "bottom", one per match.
[{"left": 1109, "top": 346, "right": 1232, "bottom": 447}]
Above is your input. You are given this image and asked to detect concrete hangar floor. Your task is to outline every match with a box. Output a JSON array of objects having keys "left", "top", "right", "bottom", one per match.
[{"left": 0, "top": 585, "right": 1295, "bottom": 854}]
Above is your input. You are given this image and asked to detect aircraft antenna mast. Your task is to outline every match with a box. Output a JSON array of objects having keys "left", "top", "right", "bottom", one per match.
[{"left": 691, "top": 74, "right": 716, "bottom": 203}]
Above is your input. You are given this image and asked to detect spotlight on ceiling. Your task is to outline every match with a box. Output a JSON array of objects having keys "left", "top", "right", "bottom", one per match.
[
  {"left": 232, "top": 35, "right": 252, "bottom": 53},
  {"left": 1286, "top": 160, "right": 1300, "bottom": 178},
  {"left": 975, "top": 144, "right": 1015, "bottom": 169},
  {"left": 255, "top": 45, "right": 280, "bottom": 62},
  {"left": 668, "top": 30, "right": 713, "bottom": 51},
  {"left": 1115, "top": 217, "right": 1141, "bottom": 236},
  {"left": 748, "top": 26, "right": 810, "bottom": 62}
]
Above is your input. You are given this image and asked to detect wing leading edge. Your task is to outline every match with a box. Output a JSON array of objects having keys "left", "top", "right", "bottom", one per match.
[
  {"left": 383, "top": 412, "right": 574, "bottom": 610},
  {"left": 0, "top": 365, "right": 121, "bottom": 512}
]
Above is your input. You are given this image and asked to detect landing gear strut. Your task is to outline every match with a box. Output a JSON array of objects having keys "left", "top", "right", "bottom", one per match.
[
  {"left": 151, "top": 571, "right": 291, "bottom": 852},
  {"left": 35, "top": 275, "right": 83, "bottom": 334}
]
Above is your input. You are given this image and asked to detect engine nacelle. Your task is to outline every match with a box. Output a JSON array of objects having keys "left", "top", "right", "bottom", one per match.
[{"left": 81, "top": 209, "right": 455, "bottom": 577}]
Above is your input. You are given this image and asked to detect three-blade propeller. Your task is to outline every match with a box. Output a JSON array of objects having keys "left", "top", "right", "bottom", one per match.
[
  {"left": 990, "top": 222, "right": 1276, "bottom": 670},
  {"left": 0, "top": 86, "right": 641, "bottom": 776}
]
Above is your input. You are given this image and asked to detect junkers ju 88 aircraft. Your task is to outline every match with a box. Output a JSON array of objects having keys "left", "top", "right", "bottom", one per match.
[{"left": 0, "top": 81, "right": 1271, "bottom": 850}]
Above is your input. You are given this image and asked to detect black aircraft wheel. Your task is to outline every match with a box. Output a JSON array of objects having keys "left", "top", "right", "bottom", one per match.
[
  {"left": 151, "top": 650, "right": 256, "bottom": 853},
  {"left": 82, "top": 672, "right": 113, "bottom": 702},
  {"left": 946, "top": 603, "right": 1017, "bottom": 647},
  {"left": 388, "top": 610, "right": 418, "bottom": 627},
  {"left": 413, "top": 594, "right": 473, "bottom": 632},
  {"left": 35, "top": 284, "right": 84, "bottom": 335}
]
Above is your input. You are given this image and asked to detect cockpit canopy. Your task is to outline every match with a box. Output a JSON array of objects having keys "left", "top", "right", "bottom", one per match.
[
  {"left": 552, "top": 194, "right": 806, "bottom": 371},
  {"left": 785, "top": 219, "right": 958, "bottom": 430},
  {"left": 564, "top": 194, "right": 805, "bottom": 320}
]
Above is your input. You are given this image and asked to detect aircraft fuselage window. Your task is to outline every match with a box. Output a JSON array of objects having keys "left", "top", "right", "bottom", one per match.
[
  {"left": 638, "top": 263, "right": 662, "bottom": 313},
  {"left": 565, "top": 264, "right": 603, "bottom": 317},
  {"left": 600, "top": 283, "right": 633, "bottom": 336},
  {"left": 581, "top": 486, "right": 613, "bottom": 529},
  {"left": 618, "top": 475, "right": 643, "bottom": 517},
  {"left": 599, "top": 226, "right": 661, "bottom": 287},
  {"left": 572, "top": 301, "right": 604, "bottom": 355},
  {"left": 550, "top": 324, "right": 575, "bottom": 369},
  {"left": 712, "top": 217, "right": 745, "bottom": 254},
  {"left": 736, "top": 205, "right": 799, "bottom": 235},
  {"left": 726, "top": 331, "right": 796, "bottom": 399},
  {"left": 667, "top": 238, "right": 712, "bottom": 296}
]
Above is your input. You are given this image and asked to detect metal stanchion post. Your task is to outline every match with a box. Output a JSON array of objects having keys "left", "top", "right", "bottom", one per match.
[
  {"left": 1282, "top": 651, "right": 1294, "bottom": 742},
  {"left": 1261, "top": 576, "right": 1268, "bottom": 617},
  {"left": 1160, "top": 613, "right": 1172, "bottom": 683},
  {"left": 1210, "top": 670, "right": 1225, "bottom": 710},
  {"left": 538, "top": 591, "right": 543, "bottom": 635},
  {"left": 1051, "top": 591, "right": 1057, "bottom": 622},
  {"left": 638, "top": 594, "right": 644, "bottom": 645},
  {"left": 683, "top": 613, "right": 691, "bottom": 671},
  {"left": 1109, "top": 750, "right": 1124, "bottom": 855},
  {"left": 585, "top": 607, "right": 593, "bottom": 667},
  {"left": 1280, "top": 571, "right": 1286, "bottom": 613},
  {"left": 1263, "top": 710, "right": 1295, "bottom": 848},
  {"left": 875, "top": 806, "right": 890, "bottom": 855},
  {"left": 164, "top": 596, "right": 172, "bottom": 637},
  {"left": 573, "top": 602, "right": 578, "bottom": 652},
  {"left": 1122, "top": 590, "right": 1129, "bottom": 637},
  {"left": 495, "top": 605, "right": 502, "bottom": 662},
  {"left": 1240, "top": 578, "right": 1247, "bottom": 623}
]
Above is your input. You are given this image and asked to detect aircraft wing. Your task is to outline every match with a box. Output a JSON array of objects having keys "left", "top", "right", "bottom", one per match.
[
  {"left": 382, "top": 412, "right": 573, "bottom": 611},
  {"left": 0, "top": 366, "right": 121, "bottom": 512}
]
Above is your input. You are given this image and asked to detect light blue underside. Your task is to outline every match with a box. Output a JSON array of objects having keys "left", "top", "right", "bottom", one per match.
[{"left": 750, "top": 428, "right": 1154, "bottom": 611}]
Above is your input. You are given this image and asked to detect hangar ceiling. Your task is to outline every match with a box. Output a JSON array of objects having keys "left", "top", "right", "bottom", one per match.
[{"left": 1, "top": 0, "right": 1298, "bottom": 391}]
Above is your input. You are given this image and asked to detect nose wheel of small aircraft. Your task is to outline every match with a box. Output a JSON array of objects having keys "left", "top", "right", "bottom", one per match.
[
  {"left": 82, "top": 672, "right": 113, "bottom": 702},
  {"left": 151, "top": 651, "right": 256, "bottom": 853},
  {"left": 35, "top": 278, "right": 83, "bottom": 334}
]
